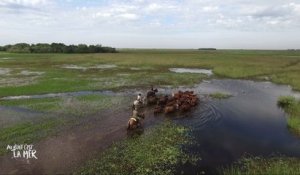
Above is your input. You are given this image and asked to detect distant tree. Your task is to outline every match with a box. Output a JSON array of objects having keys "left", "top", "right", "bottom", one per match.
[
  {"left": 76, "top": 44, "right": 89, "bottom": 53},
  {"left": 8, "top": 43, "right": 31, "bottom": 53},
  {"left": 0, "top": 43, "right": 116, "bottom": 53},
  {"left": 31, "top": 43, "right": 52, "bottom": 53},
  {"left": 198, "top": 48, "right": 217, "bottom": 51},
  {"left": 4, "top": 45, "right": 12, "bottom": 51},
  {"left": 88, "top": 45, "right": 98, "bottom": 53},
  {"left": 50, "top": 43, "right": 65, "bottom": 53}
]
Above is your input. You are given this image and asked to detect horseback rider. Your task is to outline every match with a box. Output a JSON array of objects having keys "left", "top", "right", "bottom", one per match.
[
  {"left": 132, "top": 109, "right": 145, "bottom": 121},
  {"left": 147, "top": 86, "right": 158, "bottom": 98},
  {"left": 132, "top": 93, "right": 144, "bottom": 111},
  {"left": 137, "top": 93, "right": 142, "bottom": 102}
]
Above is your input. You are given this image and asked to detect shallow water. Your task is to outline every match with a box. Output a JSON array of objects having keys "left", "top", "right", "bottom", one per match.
[
  {"left": 0, "top": 79, "right": 300, "bottom": 174},
  {"left": 61, "top": 64, "right": 117, "bottom": 70},
  {"left": 0, "top": 68, "right": 11, "bottom": 75},
  {"left": 0, "top": 90, "right": 121, "bottom": 100},
  {"left": 176, "top": 79, "right": 300, "bottom": 174},
  {"left": 169, "top": 68, "right": 213, "bottom": 76}
]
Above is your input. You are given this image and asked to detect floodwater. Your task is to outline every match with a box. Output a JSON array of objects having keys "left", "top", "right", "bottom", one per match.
[
  {"left": 61, "top": 64, "right": 117, "bottom": 70},
  {"left": 176, "top": 79, "right": 300, "bottom": 174},
  {"left": 1, "top": 90, "right": 120, "bottom": 100},
  {"left": 169, "top": 68, "right": 213, "bottom": 76},
  {"left": 0, "top": 79, "right": 300, "bottom": 174}
]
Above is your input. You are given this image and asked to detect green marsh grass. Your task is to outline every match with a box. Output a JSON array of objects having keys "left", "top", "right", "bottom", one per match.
[
  {"left": 76, "top": 122, "right": 199, "bottom": 175},
  {"left": 0, "top": 94, "right": 127, "bottom": 115},
  {"left": 209, "top": 92, "right": 232, "bottom": 99},
  {"left": 277, "top": 96, "right": 300, "bottom": 135},
  {"left": 0, "top": 94, "right": 129, "bottom": 155},
  {"left": 222, "top": 157, "right": 300, "bottom": 175},
  {"left": 0, "top": 118, "right": 62, "bottom": 155},
  {"left": 1, "top": 50, "right": 300, "bottom": 97}
]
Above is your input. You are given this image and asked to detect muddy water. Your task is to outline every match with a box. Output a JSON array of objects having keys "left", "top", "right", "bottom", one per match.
[
  {"left": 0, "top": 96, "right": 163, "bottom": 174},
  {"left": 176, "top": 79, "right": 300, "bottom": 174},
  {"left": 1, "top": 79, "right": 300, "bottom": 174}
]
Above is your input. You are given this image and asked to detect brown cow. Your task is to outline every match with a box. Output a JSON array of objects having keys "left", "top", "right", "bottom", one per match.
[
  {"left": 154, "top": 106, "right": 163, "bottom": 114},
  {"left": 164, "top": 105, "right": 177, "bottom": 114}
]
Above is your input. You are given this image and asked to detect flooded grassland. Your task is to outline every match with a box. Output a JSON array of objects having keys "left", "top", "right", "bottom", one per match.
[{"left": 0, "top": 50, "right": 300, "bottom": 174}]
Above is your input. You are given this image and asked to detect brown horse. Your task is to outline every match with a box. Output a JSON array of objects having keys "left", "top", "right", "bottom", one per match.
[
  {"left": 147, "top": 96, "right": 158, "bottom": 105},
  {"left": 147, "top": 86, "right": 158, "bottom": 98},
  {"left": 127, "top": 113, "right": 145, "bottom": 130},
  {"left": 127, "top": 117, "right": 139, "bottom": 130}
]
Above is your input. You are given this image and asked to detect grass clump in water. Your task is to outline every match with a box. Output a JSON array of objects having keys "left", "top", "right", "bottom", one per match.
[
  {"left": 277, "top": 96, "right": 300, "bottom": 135},
  {"left": 222, "top": 156, "right": 300, "bottom": 175},
  {"left": 209, "top": 92, "right": 232, "bottom": 99},
  {"left": 76, "top": 122, "right": 198, "bottom": 175}
]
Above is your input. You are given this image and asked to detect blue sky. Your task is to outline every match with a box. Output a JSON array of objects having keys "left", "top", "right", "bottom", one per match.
[{"left": 0, "top": 0, "right": 300, "bottom": 49}]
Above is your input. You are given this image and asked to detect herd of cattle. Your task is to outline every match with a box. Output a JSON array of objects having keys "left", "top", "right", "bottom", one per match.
[
  {"left": 146, "top": 88, "right": 199, "bottom": 114},
  {"left": 127, "top": 87, "right": 200, "bottom": 130}
]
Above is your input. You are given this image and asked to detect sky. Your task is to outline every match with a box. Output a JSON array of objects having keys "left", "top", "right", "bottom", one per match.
[{"left": 0, "top": 0, "right": 300, "bottom": 49}]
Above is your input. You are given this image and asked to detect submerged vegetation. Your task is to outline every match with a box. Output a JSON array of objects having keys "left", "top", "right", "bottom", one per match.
[
  {"left": 0, "top": 94, "right": 127, "bottom": 115},
  {"left": 222, "top": 156, "right": 300, "bottom": 175},
  {"left": 0, "top": 118, "right": 61, "bottom": 155},
  {"left": 76, "top": 122, "right": 198, "bottom": 175},
  {"left": 209, "top": 92, "right": 232, "bottom": 99},
  {"left": 277, "top": 96, "right": 300, "bottom": 135},
  {"left": 0, "top": 94, "right": 128, "bottom": 155}
]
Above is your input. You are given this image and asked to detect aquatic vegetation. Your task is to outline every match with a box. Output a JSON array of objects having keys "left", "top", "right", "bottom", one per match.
[
  {"left": 209, "top": 92, "right": 232, "bottom": 99},
  {"left": 277, "top": 96, "right": 300, "bottom": 135},
  {"left": 0, "top": 118, "right": 61, "bottom": 155},
  {"left": 0, "top": 50, "right": 300, "bottom": 96},
  {"left": 222, "top": 156, "right": 300, "bottom": 175},
  {"left": 0, "top": 95, "right": 128, "bottom": 156},
  {"left": 0, "top": 94, "right": 127, "bottom": 115},
  {"left": 76, "top": 122, "right": 199, "bottom": 175}
]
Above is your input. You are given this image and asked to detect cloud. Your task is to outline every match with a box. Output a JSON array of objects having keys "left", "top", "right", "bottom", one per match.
[
  {"left": 0, "top": 0, "right": 48, "bottom": 10},
  {"left": 202, "top": 6, "right": 219, "bottom": 12},
  {"left": 0, "top": 0, "right": 300, "bottom": 49},
  {"left": 118, "top": 13, "right": 139, "bottom": 20}
]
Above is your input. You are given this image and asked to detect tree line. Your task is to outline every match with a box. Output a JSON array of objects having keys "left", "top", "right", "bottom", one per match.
[{"left": 0, "top": 43, "right": 117, "bottom": 53}]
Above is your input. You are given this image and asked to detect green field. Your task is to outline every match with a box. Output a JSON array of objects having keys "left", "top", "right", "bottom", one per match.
[
  {"left": 1, "top": 49, "right": 300, "bottom": 174},
  {"left": 1, "top": 50, "right": 300, "bottom": 98}
]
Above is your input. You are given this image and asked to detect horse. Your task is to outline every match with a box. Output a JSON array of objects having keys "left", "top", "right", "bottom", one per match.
[
  {"left": 147, "top": 96, "right": 158, "bottom": 105},
  {"left": 127, "top": 113, "right": 145, "bottom": 130},
  {"left": 147, "top": 86, "right": 158, "bottom": 98}
]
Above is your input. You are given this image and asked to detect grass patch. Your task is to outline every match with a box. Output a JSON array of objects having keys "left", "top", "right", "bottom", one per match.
[
  {"left": 277, "top": 96, "right": 300, "bottom": 135},
  {"left": 75, "top": 122, "right": 199, "bottom": 175},
  {"left": 0, "top": 94, "right": 128, "bottom": 115},
  {"left": 222, "top": 156, "right": 300, "bottom": 175},
  {"left": 0, "top": 98, "right": 62, "bottom": 112},
  {"left": 0, "top": 118, "right": 62, "bottom": 155},
  {"left": 0, "top": 50, "right": 300, "bottom": 96},
  {"left": 209, "top": 92, "right": 232, "bottom": 99}
]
